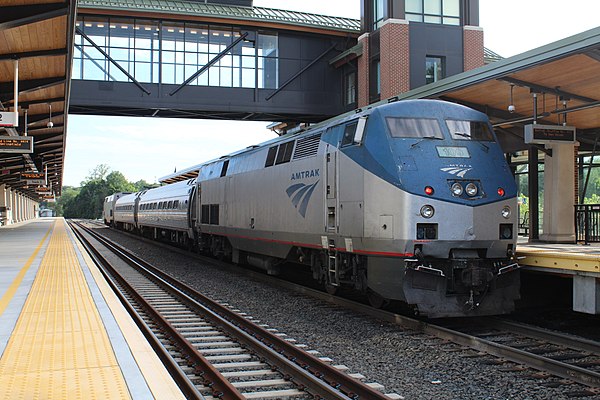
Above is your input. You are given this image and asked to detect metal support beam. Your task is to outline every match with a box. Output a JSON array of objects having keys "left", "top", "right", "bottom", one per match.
[
  {"left": 266, "top": 43, "right": 337, "bottom": 101},
  {"left": 28, "top": 124, "right": 64, "bottom": 132},
  {"left": 0, "top": 77, "right": 65, "bottom": 102},
  {"left": 499, "top": 77, "right": 598, "bottom": 104},
  {"left": 0, "top": 4, "right": 68, "bottom": 30},
  {"left": 76, "top": 27, "right": 151, "bottom": 95},
  {"left": 169, "top": 32, "right": 248, "bottom": 96},
  {"left": 492, "top": 112, "right": 552, "bottom": 128},
  {"left": 8, "top": 96, "right": 64, "bottom": 108},
  {"left": 0, "top": 48, "right": 67, "bottom": 62}
]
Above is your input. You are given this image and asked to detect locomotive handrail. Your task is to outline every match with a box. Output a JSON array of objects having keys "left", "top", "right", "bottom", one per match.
[{"left": 575, "top": 204, "right": 600, "bottom": 244}]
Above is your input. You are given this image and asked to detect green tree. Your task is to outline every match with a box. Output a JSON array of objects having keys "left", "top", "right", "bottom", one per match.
[
  {"left": 59, "top": 165, "right": 141, "bottom": 218},
  {"left": 54, "top": 186, "right": 79, "bottom": 216},
  {"left": 132, "top": 179, "right": 159, "bottom": 191}
]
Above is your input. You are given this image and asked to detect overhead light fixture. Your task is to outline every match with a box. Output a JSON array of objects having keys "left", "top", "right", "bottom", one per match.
[
  {"left": 507, "top": 84, "right": 515, "bottom": 113},
  {"left": 46, "top": 104, "right": 53, "bottom": 129}
]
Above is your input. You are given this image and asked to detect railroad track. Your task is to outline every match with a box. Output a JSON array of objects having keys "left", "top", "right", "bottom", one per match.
[
  {"left": 84, "top": 220, "right": 600, "bottom": 395},
  {"left": 437, "top": 317, "right": 600, "bottom": 391},
  {"left": 69, "top": 220, "right": 399, "bottom": 400}
]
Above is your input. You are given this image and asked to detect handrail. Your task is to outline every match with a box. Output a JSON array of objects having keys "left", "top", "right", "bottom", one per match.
[{"left": 575, "top": 204, "right": 600, "bottom": 244}]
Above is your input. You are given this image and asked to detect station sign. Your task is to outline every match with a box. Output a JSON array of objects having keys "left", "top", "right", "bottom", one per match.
[
  {"left": 0, "top": 136, "right": 32, "bottom": 154},
  {"left": 524, "top": 124, "right": 576, "bottom": 144},
  {"left": 21, "top": 172, "right": 46, "bottom": 186},
  {"left": 0, "top": 111, "right": 18, "bottom": 127},
  {"left": 40, "top": 194, "right": 55, "bottom": 202},
  {"left": 36, "top": 186, "right": 51, "bottom": 193}
]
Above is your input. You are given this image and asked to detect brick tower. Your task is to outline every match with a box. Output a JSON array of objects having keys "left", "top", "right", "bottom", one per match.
[{"left": 357, "top": 0, "right": 483, "bottom": 107}]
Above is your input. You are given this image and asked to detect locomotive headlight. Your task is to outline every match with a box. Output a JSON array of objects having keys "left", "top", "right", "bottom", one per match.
[
  {"left": 451, "top": 183, "right": 463, "bottom": 197},
  {"left": 501, "top": 206, "right": 511, "bottom": 219},
  {"left": 420, "top": 205, "right": 435, "bottom": 219},
  {"left": 465, "top": 183, "right": 478, "bottom": 197}
]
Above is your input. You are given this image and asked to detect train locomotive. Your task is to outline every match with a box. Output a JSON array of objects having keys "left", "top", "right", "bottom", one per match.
[{"left": 105, "top": 99, "right": 520, "bottom": 318}]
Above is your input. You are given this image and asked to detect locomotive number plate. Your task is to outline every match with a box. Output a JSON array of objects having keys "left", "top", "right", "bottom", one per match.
[{"left": 436, "top": 146, "right": 470, "bottom": 158}]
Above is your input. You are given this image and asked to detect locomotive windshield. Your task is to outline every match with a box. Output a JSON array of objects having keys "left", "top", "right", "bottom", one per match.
[
  {"left": 386, "top": 117, "right": 443, "bottom": 139},
  {"left": 446, "top": 120, "right": 495, "bottom": 141}
]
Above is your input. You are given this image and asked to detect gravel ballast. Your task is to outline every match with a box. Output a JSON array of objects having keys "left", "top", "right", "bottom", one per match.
[{"left": 95, "top": 226, "right": 591, "bottom": 400}]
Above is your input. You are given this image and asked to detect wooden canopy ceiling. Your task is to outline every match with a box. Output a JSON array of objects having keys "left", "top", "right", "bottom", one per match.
[
  {"left": 447, "top": 54, "right": 600, "bottom": 144},
  {"left": 0, "top": 0, "right": 76, "bottom": 199}
]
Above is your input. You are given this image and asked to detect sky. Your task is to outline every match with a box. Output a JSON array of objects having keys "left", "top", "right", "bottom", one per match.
[{"left": 63, "top": 0, "right": 600, "bottom": 187}]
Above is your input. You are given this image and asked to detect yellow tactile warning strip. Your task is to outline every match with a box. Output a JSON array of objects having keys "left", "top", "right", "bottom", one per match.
[
  {"left": 0, "top": 219, "right": 132, "bottom": 400},
  {"left": 71, "top": 226, "right": 185, "bottom": 400}
]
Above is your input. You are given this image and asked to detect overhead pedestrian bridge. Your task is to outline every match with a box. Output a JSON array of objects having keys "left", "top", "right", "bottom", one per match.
[{"left": 70, "top": 0, "right": 362, "bottom": 122}]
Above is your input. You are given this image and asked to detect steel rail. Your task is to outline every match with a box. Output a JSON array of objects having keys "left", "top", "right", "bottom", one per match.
[
  {"left": 484, "top": 318, "right": 600, "bottom": 355},
  {"left": 69, "top": 221, "right": 243, "bottom": 400},
  {"left": 74, "top": 221, "right": 391, "bottom": 399}
]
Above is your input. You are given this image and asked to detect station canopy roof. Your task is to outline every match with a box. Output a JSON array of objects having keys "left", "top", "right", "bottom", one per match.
[
  {"left": 383, "top": 26, "right": 600, "bottom": 154},
  {"left": 0, "top": 0, "right": 76, "bottom": 198}
]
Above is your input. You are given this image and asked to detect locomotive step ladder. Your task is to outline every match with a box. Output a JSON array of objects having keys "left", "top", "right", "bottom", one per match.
[{"left": 328, "top": 242, "right": 340, "bottom": 286}]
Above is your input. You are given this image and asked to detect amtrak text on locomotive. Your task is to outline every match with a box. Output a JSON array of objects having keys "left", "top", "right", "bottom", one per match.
[{"left": 290, "top": 169, "right": 320, "bottom": 181}]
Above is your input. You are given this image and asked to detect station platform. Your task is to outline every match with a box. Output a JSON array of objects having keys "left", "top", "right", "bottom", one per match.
[
  {"left": 517, "top": 238, "right": 600, "bottom": 314},
  {"left": 0, "top": 218, "right": 185, "bottom": 400}
]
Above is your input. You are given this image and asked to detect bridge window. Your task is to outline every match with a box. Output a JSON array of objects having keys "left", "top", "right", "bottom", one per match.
[
  {"left": 406, "top": 0, "right": 460, "bottom": 25},
  {"left": 258, "top": 33, "right": 278, "bottom": 89},
  {"left": 74, "top": 17, "right": 279, "bottom": 89}
]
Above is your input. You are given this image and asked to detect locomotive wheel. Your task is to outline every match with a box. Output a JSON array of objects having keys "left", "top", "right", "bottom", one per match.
[{"left": 367, "top": 289, "right": 389, "bottom": 309}]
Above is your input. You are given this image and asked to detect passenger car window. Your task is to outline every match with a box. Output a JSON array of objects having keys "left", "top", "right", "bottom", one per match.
[
  {"left": 386, "top": 117, "right": 444, "bottom": 139},
  {"left": 446, "top": 120, "right": 495, "bottom": 141}
]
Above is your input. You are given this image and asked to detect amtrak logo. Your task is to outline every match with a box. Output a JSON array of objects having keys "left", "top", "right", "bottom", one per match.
[
  {"left": 286, "top": 181, "right": 319, "bottom": 218},
  {"left": 440, "top": 165, "right": 473, "bottom": 178}
]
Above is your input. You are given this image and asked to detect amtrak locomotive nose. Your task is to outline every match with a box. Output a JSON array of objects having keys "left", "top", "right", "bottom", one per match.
[{"left": 341, "top": 100, "right": 519, "bottom": 316}]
